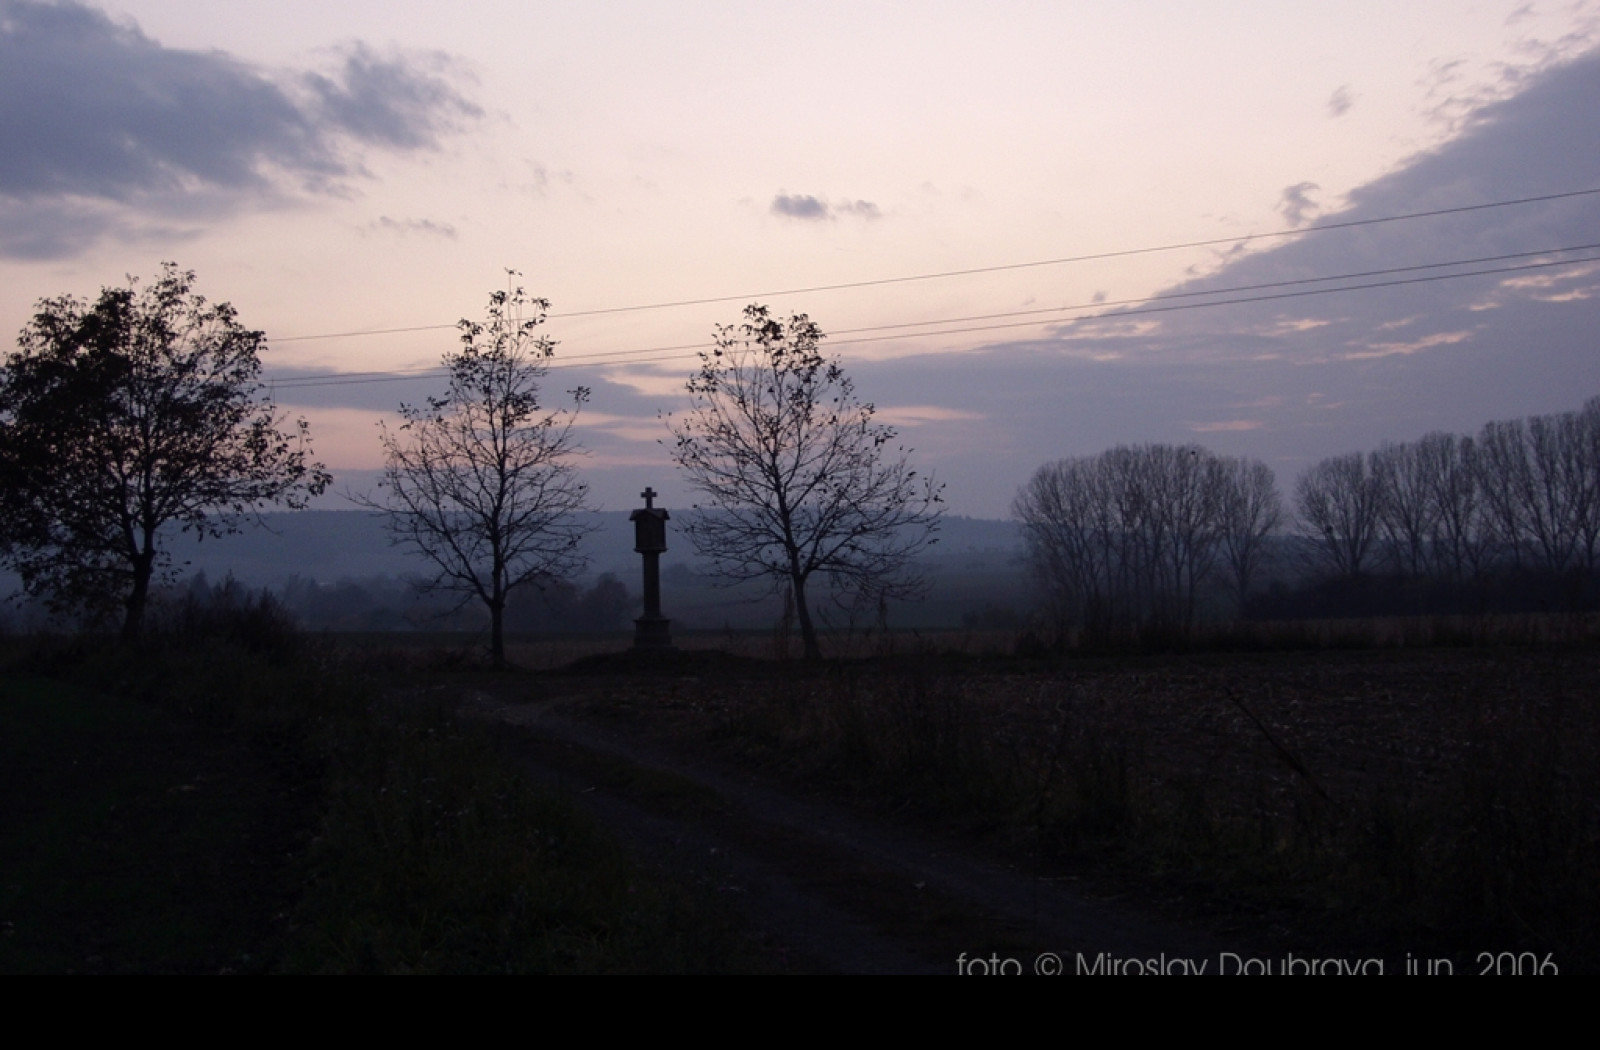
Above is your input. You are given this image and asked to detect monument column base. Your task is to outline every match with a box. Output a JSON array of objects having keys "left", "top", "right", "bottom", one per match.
[{"left": 633, "top": 614, "right": 674, "bottom": 649}]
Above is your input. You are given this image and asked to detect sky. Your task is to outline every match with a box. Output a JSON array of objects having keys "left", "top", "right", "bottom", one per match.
[{"left": 4, "top": 0, "right": 1600, "bottom": 518}]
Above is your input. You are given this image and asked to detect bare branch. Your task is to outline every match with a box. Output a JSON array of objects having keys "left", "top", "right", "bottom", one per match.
[
  {"left": 1015, "top": 445, "right": 1274, "bottom": 642},
  {"left": 358, "top": 279, "right": 592, "bottom": 666},
  {"left": 665, "top": 304, "right": 942, "bottom": 660}
]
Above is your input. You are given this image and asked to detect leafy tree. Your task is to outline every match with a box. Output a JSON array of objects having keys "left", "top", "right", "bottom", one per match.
[
  {"left": 666, "top": 304, "right": 942, "bottom": 660},
  {"left": 0, "top": 264, "right": 329, "bottom": 640},
  {"left": 369, "top": 281, "right": 591, "bottom": 667}
]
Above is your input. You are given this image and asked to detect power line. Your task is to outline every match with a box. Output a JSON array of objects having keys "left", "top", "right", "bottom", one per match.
[
  {"left": 270, "top": 248, "right": 1600, "bottom": 383},
  {"left": 824, "top": 242, "right": 1600, "bottom": 338},
  {"left": 266, "top": 243, "right": 1600, "bottom": 389},
  {"left": 271, "top": 186, "right": 1600, "bottom": 344},
  {"left": 274, "top": 322, "right": 456, "bottom": 343},
  {"left": 550, "top": 187, "right": 1600, "bottom": 318},
  {"left": 820, "top": 251, "right": 1600, "bottom": 350}
]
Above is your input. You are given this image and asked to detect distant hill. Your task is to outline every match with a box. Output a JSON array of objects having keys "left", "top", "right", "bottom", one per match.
[
  {"left": 153, "top": 510, "right": 1024, "bottom": 588},
  {"left": 0, "top": 510, "right": 1029, "bottom": 634}
]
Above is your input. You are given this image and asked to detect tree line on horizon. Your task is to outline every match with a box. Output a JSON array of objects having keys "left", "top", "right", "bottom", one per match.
[
  {"left": 1297, "top": 399, "right": 1600, "bottom": 585},
  {"left": 1014, "top": 397, "right": 1600, "bottom": 645}
]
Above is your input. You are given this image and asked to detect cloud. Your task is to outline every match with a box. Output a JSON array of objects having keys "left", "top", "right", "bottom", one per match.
[
  {"left": 833, "top": 50, "right": 1600, "bottom": 513},
  {"left": 837, "top": 199, "right": 882, "bottom": 220},
  {"left": 303, "top": 44, "right": 479, "bottom": 152},
  {"left": 1261, "top": 317, "right": 1331, "bottom": 335},
  {"left": 1277, "top": 181, "right": 1321, "bottom": 226},
  {"left": 370, "top": 216, "right": 458, "bottom": 238},
  {"left": 0, "top": 0, "right": 481, "bottom": 258},
  {"left": 1077, "top": 50, "right": 1600, "bottom": 352},
  {"left": 265, "top": 365, "right": 451, "bottom": 413},
  {"left": 1495, "top": 260, "right": 1600, "bottom": 302},
  {"left": 1191, "top": 420, "right": 1264, "bottom": 432},
  {"left": 770, "top": 193, "right": 831, "bottom": 220},
  {"left": 269, "top": 365, "right": 658, "bottom": 420},
  {"left": 1343, "top": 329, "right": 1474, "bottom": 360},
  {"left": 1051, "top": 318, "right": 1162, "bottom": 341},
  {"left": 873, "top": 405, "right": 984, "bottom": 426},
  {"left": 1499, "top": 265, "right": 1595, "bottom": 289},
  {"left": 0, "top": 198, "right": 197, "bottom": 260},
  {"left": 1327, "top": 85, "right": 1354, "bottom": 117},
  {"left": 769, "top": 192, "right": 882, "bottom": 222}
]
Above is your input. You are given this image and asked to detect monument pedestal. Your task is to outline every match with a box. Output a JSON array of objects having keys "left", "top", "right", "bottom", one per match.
[
  {"left": 633, "top": 614, "right": 673, "bottom": 649},
  {"left": 630, "top": 487, "right": 674, "bottom": 651}
]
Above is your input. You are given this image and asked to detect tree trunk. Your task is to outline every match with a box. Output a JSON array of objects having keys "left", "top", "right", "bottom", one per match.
[
  {"left": 792, "top": 574, "right": 821, "bottom": 661},
  {"left": 122, "top": 547, "right": 155, "bottom": 643},
  {"left": 489, "top": 597, "right": 506, "bottom": 668}
]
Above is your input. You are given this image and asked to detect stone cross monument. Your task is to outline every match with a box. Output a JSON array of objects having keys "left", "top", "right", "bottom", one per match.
[{"left": 630, "top": 486, "right": 673, "bottom": 649}]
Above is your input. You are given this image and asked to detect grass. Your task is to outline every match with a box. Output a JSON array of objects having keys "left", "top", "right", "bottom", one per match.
[
  {"left": 0, "top": 635, "right": 768, "bottom": 973},
  {"left": 9, "top": 617, "right": 1598, "bottom": 972},
  {"left": 287, "top": 689, "right": 755, "bottom": 973},
  {"left": 0, "top": 672, "right": 310, "bottom": 972},
  {"left": 674, "top": 646, "right": 1600, "bottom": 969}
]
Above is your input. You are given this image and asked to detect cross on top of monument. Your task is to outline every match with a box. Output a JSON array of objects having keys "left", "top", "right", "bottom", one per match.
[{"left": 640, "top": 486, "right": 657, "bottom": 510}]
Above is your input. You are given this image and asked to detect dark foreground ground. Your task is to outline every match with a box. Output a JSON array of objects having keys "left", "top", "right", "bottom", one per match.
[
  {"left": 5, "top": 634, "right": 1596, "bottom": 973},
  {"left": 455, "top": 643, "right": 1600, "bottom": 973}
]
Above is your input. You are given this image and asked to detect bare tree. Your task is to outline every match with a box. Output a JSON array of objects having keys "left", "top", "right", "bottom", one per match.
[
  {"left": 1575, "top": 398, "right": 1600, "bottom": 575},
  {"left": 1215, "top": 456, "right": 1284, "bottom": 614},
  {"left": 1475, "top": 418, "right": 1534, "bottom": 570},
  {"left": 1116, "top": 444, "right": 1224, "bottom": 631},
  {"left": 1475, "top": 413, "right": 1589, "bottom": 575},
  {"left": 1419, "top": 432, "right": 1491, "bottom": 584},
  {"left": 1295, "top": 452, "right": 1382, "bottom": 579},
  {"left": 1371, "top": 440, "right": 1440, "bottom": 578},
  {"left": 1015, "top": 444, "right": 1259, "bottom": 642},
  {"left": 666, "top": 304, "right": 942, "bottom": 660},
  {"left": 1014, "top": 456, "right": 1121, "bottom": 640},
  {"left": 1528, "top": 408, "right": 1592, "bottom": 575},
  {"left": 370, "top": 282, "right": 591, "bottom": 667}
]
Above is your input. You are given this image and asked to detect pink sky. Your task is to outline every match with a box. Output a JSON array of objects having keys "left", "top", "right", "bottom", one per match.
[{"left": 4, "top": 0, "right": 1599, "bottom": 514}]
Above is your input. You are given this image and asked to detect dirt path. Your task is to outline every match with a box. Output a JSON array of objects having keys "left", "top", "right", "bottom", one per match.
[{"left": 458, "top": 684, "right": 1251, "bottom": 975}]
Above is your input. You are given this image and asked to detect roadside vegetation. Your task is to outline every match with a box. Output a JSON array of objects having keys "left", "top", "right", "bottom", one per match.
[
  {"left": 545, "top": 618, "right": 1600, "bottom": 971},
  {"left": 0, "top": 604, "right": 766, "bottom": 974},
  {"left": 6, "top": 595, "right": 1599, "bottom": 971}
]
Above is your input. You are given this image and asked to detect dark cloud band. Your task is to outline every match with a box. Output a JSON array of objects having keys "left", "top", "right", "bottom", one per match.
[{"left": 0, "top": 0, "right": 481, "bottom": 258}]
